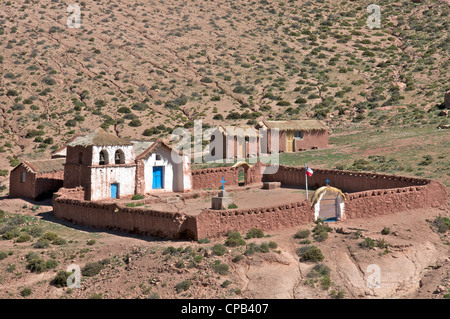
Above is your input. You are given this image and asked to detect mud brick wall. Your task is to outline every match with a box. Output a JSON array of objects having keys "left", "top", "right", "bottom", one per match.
[
  {"left": 9, "top": 167, "right": 63, "bottom": 200},
  {"left": 193, "top": 200, "right": 314, "bottom": 239},
  {"left": 191, "top": 162, "right": 265, "bottom": 190},
  {"left": 344, "top": 181, "right": 448, "bottom": 219},
  {"left": 264, "top": 165, "right": 431, "bottom": 193},
  {"left": 53, "top": 190, "right": 196, "bottom": 239}
]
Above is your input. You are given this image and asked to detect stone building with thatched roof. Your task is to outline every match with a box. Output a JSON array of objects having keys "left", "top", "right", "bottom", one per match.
[
  {"left": 256, "top": 119, "right": 328, "bottom": 153},
  {"left": 9, "top": 158, "right": 65, "bottom": 200},
  {"left": 10, "top": 128, "right": 192, "bottom": 201},
  {"left": 63, "top": 128, "right": 192, "bottom": 201}
]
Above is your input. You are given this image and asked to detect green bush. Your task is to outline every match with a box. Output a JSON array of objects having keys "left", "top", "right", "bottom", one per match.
[
  {"left": 27, "top": 258, "right": 47, "bottom": 273},
  {"left": 197, "top": 238, "right": 210, "bottom": 244},
  {"left": 0, "top": 251, "right": 8, "bottom": 260},
  {"left": 381, "top": 227, "right": 390, "bottom": 235},
  {"left": 20, "top": 288, "right": 32, "bottom": 297},
  {"left": 40, "top": 232, "right": 58, "bottom": 241},
  {"left": 297, "top": 245, "right": 324, "bottom": 262},
  {"left": 432, "top": 216, "right": 450, "bottom": 233},
  {"left": 359, "top": 237, "right": 376, "bottom": 249},
  {"left": 132, "top": 194, "right": 144, "bottom": 200},
  {"left": 81, "top": 262, "right": 104, "bottom": 277},
  {"left": 211, "top": 260, "right": 229, "bottom": 275},
  {"left": 268, "top": 241, "right": 278, "bottom": 249},
  {"left": 246, "top": 228, "right": 264, "bottom": 239},
  {"left": 307, "top": 263, "right": 331, "bottom": 278},
  {"left": 87, "top": 239, "right": 96, "bottom": 245},
  {"left": 225, "top": 231, "right": 246, "bottom": 247},
  {"left": 227, "top": 203, "right": 238, "bottom": 209},
  {"left": 15, "top": 233, "right": 31, "bottom": 243},
  {"left": 175, "top": 280, "right": 192, "bottom": 292},
  {"left": 294, "top": 229, "right": 310, "bottom": 239},
  {"left": 52, "top": 237, "right": 67, "bottom": 245},
  {"left": 212, "top": 244, "right": 227, "bottom": 256},
  {"left": 28, "top": 226, "right": 44, "bottom": 238},
  {"left": 51, "top": 271, "right": 72, "bottom": 288},
  {"left": 33, "top": 239, "right": 50, "bottom": 249},
  {"left": 232, "top": 255, "right": 244, "bottom": 263},
  {"left": 45, "top": 259, "right": 58, "bottom": 269}
]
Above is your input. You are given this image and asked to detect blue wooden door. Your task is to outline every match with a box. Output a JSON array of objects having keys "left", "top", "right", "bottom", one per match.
[
  {"left": 111, "top": 183, "right": 118, "bottom": 199},
  {"left": 152, "top": 166, "right": 163, "bottom": 189}
]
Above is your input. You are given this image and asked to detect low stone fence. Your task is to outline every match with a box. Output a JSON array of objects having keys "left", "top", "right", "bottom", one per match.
[{"left": 53, "top": 167, "right": 448, "bottom": 240}]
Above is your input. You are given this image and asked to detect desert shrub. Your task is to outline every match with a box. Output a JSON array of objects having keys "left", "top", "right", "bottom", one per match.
[
  {"left": 20, "top": 288, "right": 32, "bottom": 297},
  {"left": 381, "top": 227, "right": 390, "bottom": 235},
  {"left": 431, "top": 216, "right": 450, "bottom": 233},
  {"left": 221, "top": 280, "right": 232, "bottom": 288},
  {"left": 0, "top": 251, "right": 8, "bottom": 260},
  {"left": 225, "top": 231, "right": 246, "bottom": 247},
  {"left": 244, "top": 242, "right": 271, "bottom": 255},
  {"left": 359, "top": 237, "right": 376, "bottom": 249},
  {"left": 211, "top": 260, "right": 229, "bottom": 275},
  {"left": 232, "top": 254, "right": 244, "bottom": 263},
  {"left": 307, "top": 263, "right": 331, "bottom": 278},
  {"left": 40, "top": 232, "right": 58, "bottom": 241},
  {"left": 294, "top": 229, "right": 310, "bottom": 239},
  {"left": 246, "top": 228, "right": 264, "bottom": 239},
  {"left": 376, "top": 239, "right": 390, "bottom": 249},
  {"left": 330, "top": 290, "right": 345, "bottom": 299},
  {"left": 52, "top": 237, "right": 67, "bottom": 245},
  {"left": 42, "top": 76, "right": 56, "bottom": 85},
  {"left": 28, "top": 226, "right": 43, "bottom": 238},
  {"left": 81, "top": 261, "right": 104, "bottom": 277},
  {"left": 26, "top": 257, "right": 47, "bottom": 273},
  {"left": 2, "top": 227, "right": 20, "bottom": 240},
  {"left": 87, "top": 239, "right": 96, "bottom": 245},
  {"left": 212, "top": 244, "right": 227, "bottom": 256},
  {"left": 227, "top": 203, "right": 238, "bottom": 209},
  {"left": 268, "top": 241, "right": 278, "bottom": 249},
  {"left": 15, "top": 233, "right": 31, "bottom": 243},
  {"left": 162, "top": 246, "right": 177, "bottom": 255},
  {"left": 197, "top": 238, "right": 210, "bottom": 244},
  {"left": 45, "top": 259, "right": 58, "bottom": 269},
  {"left": 175, "top": 280, "right": 192, "bottom": 292},
  {"left": 129, "top": 119, "right": 142, "bottom": 127},
  {"left": 51, "top": 271, "right": 72, "bottom": 288},
  {"left": 297, "top": 245, "right": 324, "bottom": 262},
  {"left": 320, "top": 275, "right": 332, "bottom": 290}
]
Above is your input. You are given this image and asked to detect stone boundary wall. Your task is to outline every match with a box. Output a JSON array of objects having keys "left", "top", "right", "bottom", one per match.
[
  {"left": 191, "top": 166, "right": 240, "bottom": 190},
  {"left": 193, "top": 200, "right": 314, "bottom": 239},
  {"left": 53, "top": 189, "right": 196, "bottom": 239},
  {"left": 53, "top": 167, "right": 448, "bottom": 240}
]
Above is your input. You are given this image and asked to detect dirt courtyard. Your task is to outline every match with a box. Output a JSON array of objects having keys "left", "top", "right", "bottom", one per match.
[{"left": 143, "top": 185, "right": 309, "bottom": 215}]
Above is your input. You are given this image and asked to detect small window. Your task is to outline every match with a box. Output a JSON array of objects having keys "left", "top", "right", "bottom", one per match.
[
  {"left": 21, "top": 172, "right": 26, "bottom": 183},
  {"left": 294, "top": 131, "right": 304, "bottom": 139},
  {"left": 155, "top": 154, "right": 161, "bottom": 161}
]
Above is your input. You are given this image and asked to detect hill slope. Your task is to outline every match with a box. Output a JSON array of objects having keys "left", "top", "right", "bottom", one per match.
[{"left": 0, "top": 0, "right": 449, "bottom": 175}]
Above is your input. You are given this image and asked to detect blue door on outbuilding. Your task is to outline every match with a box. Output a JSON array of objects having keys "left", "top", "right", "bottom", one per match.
[
  {"left": 111, "top": 183, "right": 118, "bottom": 199},
  {"left": 152, "top": 166, "right": 163, "bottom": 189}
]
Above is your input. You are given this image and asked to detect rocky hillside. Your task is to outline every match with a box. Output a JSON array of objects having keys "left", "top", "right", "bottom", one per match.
[{"left": 0, "top": 0, "right": 449, "bottom": 171}]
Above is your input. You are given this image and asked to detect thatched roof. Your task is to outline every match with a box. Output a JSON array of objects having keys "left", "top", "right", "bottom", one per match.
[
  {"left": 310, "top": 186, "right": 346, "bottom": 207},
  {"left": 130, "top": 140, "right": 156, "bottom": 157},
  {"left": 68, "top": 128, "right": 132, "bottom": 147},
  {"left": 258, "top": 120, "right": 327, "bottom": 131},
  {"left": 135, "top": 139, "right": 183, "bottom": 160},
  {"left": 21, "top": 158, "right": 65, "bottom": 174},
  {"left": 214, "top": 125, "right": 259, "bottom": 137}
]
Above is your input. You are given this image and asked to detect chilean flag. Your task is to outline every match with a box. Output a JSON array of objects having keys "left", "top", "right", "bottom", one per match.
[{"left": 305, "top": 166, "right": 314, "bottom": 177}]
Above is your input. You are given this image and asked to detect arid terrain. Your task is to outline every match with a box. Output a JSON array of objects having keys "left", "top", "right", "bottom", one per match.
[
  {"left": 0, "top": 196, "right": 448, "bottom": 299},
  {"left": 0, "top": 0, "right": 449, "bottom": 300}
]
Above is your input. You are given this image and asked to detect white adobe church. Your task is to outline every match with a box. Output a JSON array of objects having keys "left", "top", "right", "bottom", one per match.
[{"left": 62, "top": 128, "right": 192, "bottom": 201}]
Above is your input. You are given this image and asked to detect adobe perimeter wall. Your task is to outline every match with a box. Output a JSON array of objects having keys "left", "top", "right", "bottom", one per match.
[
  {"left": 53, "top": 188, "right": 196, "bottom": 239},
  {"left": 264, "top": 165, "right": 431, "bottom": 193},
  {"left": 53, "top": 166, "right": 448, "bottom": 240}
]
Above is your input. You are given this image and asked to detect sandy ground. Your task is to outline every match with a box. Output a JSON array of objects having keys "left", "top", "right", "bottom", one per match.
[{"left": 0, "top": 196, "right": 448, "bottom": 300}]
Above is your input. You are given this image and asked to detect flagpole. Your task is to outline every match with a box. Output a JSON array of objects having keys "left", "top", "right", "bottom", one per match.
[{"left": 305, "top": 163, "right": 308, "bottom": 199}]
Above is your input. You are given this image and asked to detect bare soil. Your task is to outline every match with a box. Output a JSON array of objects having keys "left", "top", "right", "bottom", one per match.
[{"left": 0, "top": 196, "right": 448, "bottom": 299}]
